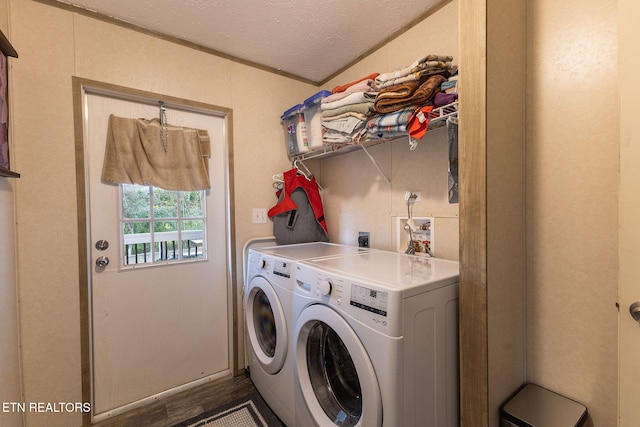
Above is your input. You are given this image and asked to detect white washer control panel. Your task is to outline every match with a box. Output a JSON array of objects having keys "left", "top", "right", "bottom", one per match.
[{"left": 295, "top": 265, "right": 402, "bottom": 337}]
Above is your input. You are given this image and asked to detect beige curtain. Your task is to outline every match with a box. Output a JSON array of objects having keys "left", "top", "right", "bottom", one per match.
[{"left": 101, "top": 114, "right": 211, "bottom": 191}]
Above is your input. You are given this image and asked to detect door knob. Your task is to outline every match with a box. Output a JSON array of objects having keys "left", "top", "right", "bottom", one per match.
[
  {"left": 96, "top": 256, "right": 110, "bottom": 268},
  {"left": 630, "top": 302, "right": 640, "bottom": 323}
]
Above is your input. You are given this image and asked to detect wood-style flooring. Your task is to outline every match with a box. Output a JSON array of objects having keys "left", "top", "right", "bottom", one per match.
[{"left": 92, "top": 372, "right": 256, "bottom": 427}]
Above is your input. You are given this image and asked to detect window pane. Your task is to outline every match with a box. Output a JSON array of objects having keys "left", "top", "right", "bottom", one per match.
[
  {"left": 182, "top": 219, "right": 203, "bottom": 233},
  {"left": 182, "top": 220, "right": 204, "bottom": 259},
  {"left": 181, "top": 191, "right": 204, "bottom": 217},
  {"left": 153, "top": 188, "right": 179, "bottom": 218},
  {"left": 122, "top": 221, "right": 152, "bottom": 265},
  {"left": 153, "top": 220, "right": 178, "bottom": 233},
  {"left": 153, "top": 221, "right": 178, "bottom": 261},
  {"left": 154, "top": 240, "right": 180, "bottom": 262},
  {"left": 122, "top": 184, "right": 150, "bottom": 219}
]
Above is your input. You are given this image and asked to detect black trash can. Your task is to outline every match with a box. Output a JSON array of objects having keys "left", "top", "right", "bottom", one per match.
[{"left": 501, "top": 383, "right": 587, "bottom": 427}]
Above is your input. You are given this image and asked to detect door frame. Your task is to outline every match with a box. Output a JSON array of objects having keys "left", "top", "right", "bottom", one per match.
[
  {"left": 72, "top": 77, "right": 237, "bottom": 426},
  {"left": 458, "top": 0, "right": 527, "bottom": 425}
]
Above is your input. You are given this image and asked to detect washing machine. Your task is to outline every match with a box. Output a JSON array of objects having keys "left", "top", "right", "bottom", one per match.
[
  {"left": 245, "top": 242, "right": 370, "bottom": 427},
  {"left": 292, "top": 250, "right": 460, "bottom": 427}
]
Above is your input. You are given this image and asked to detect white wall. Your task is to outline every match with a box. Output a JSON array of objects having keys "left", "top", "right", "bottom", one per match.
[
  {"left": 0, "top": 2, "right": 23, "bottom": 426},
  {"left": 526, "top": 0, "right": 618, "bottom": 423}
]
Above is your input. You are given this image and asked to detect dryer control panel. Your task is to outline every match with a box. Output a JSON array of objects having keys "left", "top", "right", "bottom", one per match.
[
  {"left": 247, "top": 252, "right": 295, "bottom": 290},
  {"left": 272, "top": 260, "right": 292, "bottom": 279}
]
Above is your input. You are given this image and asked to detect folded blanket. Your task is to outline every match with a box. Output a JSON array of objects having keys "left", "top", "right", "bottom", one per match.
[
  {"left": 323, "top": 126, "right": 367, "bottom": 144},
  {"left": 375, "top": 80, "right": 421, "bottom": 102},
  {"left": 321, "top": 110, "right": 371, "bottom": 122},
  {"left": 376, "top": 67, "right": 451, "bottom": 89},
  {"left": 322, "top": 116, "right": 367, "bottom": 134},
  {"left": 366, "top": 129, "right": 407, "bottom": 140},
  {"left": 376, "top": 54, "right": 453, "bottom": 88},
  {"left": 433, "top": 92, "right": 458, "bottom": 108},
  {"left": 322, "top": 80, "right": 378, "bottom": 104},
  {"left": 367, "top": 106, "right": 418, "bottom": 129},
  {"left": 332, "top": 73, "right": 380, "bottom": 94},
  {"left": 367, "top": 105, "right": 435, "bottom": 140},
  {"left": 374, "top": 75, "right": 445, "bottom": 114},
  {"left": 322, "top": 101, "right": 375, "bottom": 120},
  {"left": 321, "top": 91, "right": 377, "bottom": 111},
  {"left": 441, "top": 80, "right": 458, "bottom": 92}
]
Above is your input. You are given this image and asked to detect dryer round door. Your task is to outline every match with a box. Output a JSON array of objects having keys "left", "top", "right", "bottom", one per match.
[
  {"left": 245, "top": 276, "right": 288, "bottom": 374},
  {"left": 295, "top": 304, "right": 382, "bottom": 427}
]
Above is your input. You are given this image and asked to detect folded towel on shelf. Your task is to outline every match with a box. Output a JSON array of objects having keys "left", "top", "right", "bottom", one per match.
[
  {"left": 332, "top": 72, "right": 380, "bottom": 94},
  {"left": 322, "top": 101, "right": 375, "bottom": 120},
  {"left": 323, "top": 126, "right": 367, "bottom": 145},
  {"left": 374, "top": 74, "right": 446, "bottom": 114},
  {"left": 433, "top": 92, "right": 458, "bottom": 108},
  {"left": 321, "top": 91, "right": 377, "bottom": 111},
  {"left": 321, "top": 105, "right": 371, "bottom": 145},
  {"left": 376, "top": 54, "right": 453, "bottom": 89},
  {"left": 321, "top": 110, "right": 371, "bottom": 122},
  {"left": 441, "top": 80, "right": 458, "bottom": 93},
  {"left": 366, "top": 105, "right": 435, "bottom": 140},
  {"left": 322, "top": 116, "right": 368, "bottom": 134},
  {"left": 322, "top": 79, "right": 378, "bottom": 104},
  {"left": 377, "top": 54, "right": 452, "bottom": 81},
  {"left": 367, "top": 106, "right": 418, "bottom": 129},
  {"left": 375, "top": 80, "right": 421, "bottom": 102}
]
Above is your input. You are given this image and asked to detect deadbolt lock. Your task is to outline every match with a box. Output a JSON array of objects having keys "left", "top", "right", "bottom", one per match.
[{"left": 95, "top": 240, "right": 109, "bottom": 251}]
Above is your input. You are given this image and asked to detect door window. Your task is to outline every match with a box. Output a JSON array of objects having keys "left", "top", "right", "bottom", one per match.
[
  {"left": 306, "top": 321, "right": 362, "bottom": 426},
  {"left": 120, "top": 184, "right": 206, "bottom": 267}
]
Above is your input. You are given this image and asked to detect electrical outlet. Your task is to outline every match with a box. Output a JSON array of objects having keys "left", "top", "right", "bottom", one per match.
[
  {"left": 403, "top": 191, "right": 421, "bottom": 202},
  {"left": 358, "top": 231, "right": 370, "bottom": 248},
  {"left": 252, "top": 208, "right": 267, "bottom": 224}
]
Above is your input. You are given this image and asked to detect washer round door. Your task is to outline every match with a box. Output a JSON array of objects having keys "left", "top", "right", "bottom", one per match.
[
  {"left": 295, "top": 304, "right": 382, "bottom": 427},
  {"left": 245, "top": 276, "right": 288, "bottom": 374}
]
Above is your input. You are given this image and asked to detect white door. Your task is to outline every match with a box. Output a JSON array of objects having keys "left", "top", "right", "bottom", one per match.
[
  {"left": 82, "top": 87, "right": 232, "bottom": 420},
  {"left": 619, "top": 0, "right": 640, "bottom": 424}
]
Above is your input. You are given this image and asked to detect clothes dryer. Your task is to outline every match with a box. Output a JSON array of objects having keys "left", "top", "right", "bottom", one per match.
[
  {"left": 245, "top": 242, "right": 369, "bottom": 426},
  {"left": 292, "top": 251, "right": 460, "bottom": 427}
]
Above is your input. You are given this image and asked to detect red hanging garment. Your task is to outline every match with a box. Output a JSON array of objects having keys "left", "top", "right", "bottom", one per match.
[{"left": 268, "top": 168, "right": 328, "bottom": 244}]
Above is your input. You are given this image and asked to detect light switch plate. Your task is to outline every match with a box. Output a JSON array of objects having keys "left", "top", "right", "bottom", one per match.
[{"left": 252, "top": 208, "right": 268, "bottom": 224}]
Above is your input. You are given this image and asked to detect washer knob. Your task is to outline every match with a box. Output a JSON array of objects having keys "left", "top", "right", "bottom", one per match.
[{"left": 318, "top": 279, "right": 332, "bottom": 296}]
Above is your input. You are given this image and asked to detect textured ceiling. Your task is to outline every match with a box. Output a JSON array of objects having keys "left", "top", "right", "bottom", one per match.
[{"left": 53, "top": 0, "right": 447, "bottom": 84}]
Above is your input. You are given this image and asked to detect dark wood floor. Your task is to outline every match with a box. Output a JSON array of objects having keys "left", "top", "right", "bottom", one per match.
[{"left": 93, "top": 372, "right": 256, "bottom": 427}]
